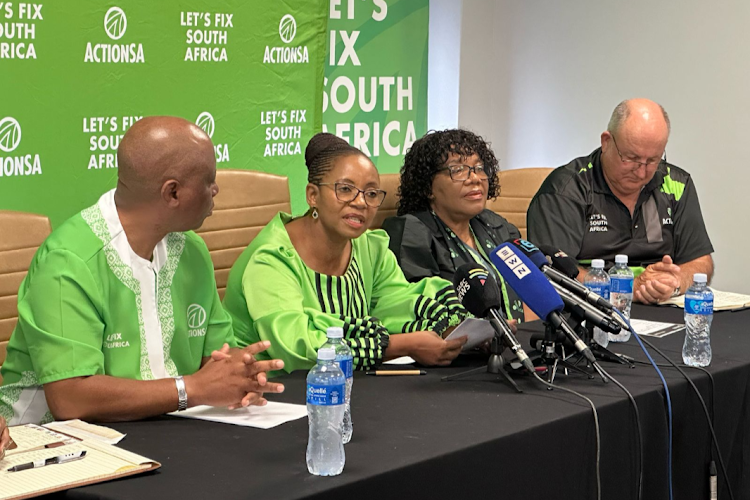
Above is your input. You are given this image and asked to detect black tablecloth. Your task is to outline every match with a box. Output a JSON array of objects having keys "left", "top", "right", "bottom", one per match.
[{"left": 56, "top": 305, "right": 750, "bottom": 500}]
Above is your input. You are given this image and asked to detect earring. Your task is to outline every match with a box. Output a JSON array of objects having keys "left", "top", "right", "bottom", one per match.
[{"left": 311, "top": 207, "right": 319, "bottom": 219}]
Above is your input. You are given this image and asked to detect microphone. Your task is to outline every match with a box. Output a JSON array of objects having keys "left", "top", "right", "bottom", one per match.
[
  {"left": 453, "top": 263, "right": 535, "bottom": 373},
  {"left": 533, "top": 244, "right": 616, "bottom": 312},
  {"left": 506, "top": 241, "right": 621, "bottom": 333},
  {"left": 489, "top": 242, "right": 597, "bottom": 364},
  {"left": 548, "top": 281, "right": 621, "bottom": 334},
  {"left": 537, "top": 245, "right": 579, "bottom": 278}
]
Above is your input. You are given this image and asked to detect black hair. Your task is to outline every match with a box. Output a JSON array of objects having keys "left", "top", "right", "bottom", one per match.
[
  {"left": 396, "top": 129, "right": 500, "bottom": 216},
  {"left": 305, "top": 132, "right": 366, "bottom": 184}
]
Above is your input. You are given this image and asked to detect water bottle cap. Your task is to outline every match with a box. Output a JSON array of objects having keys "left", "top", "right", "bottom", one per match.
[
  {"left": 317, "top": 347, "right": 335, "bottom": 361},
  {"left": 693, "top": 273, "right": 708, "bottom": 284},
  {"left": 326, "top": 327, "right": 344, "bottom": 339},
  {"left": 615, "top": 254, "right": 628, "bottom": 264},
  {"left": 591, "top": 259, "right": 605, "bottom": 269}
]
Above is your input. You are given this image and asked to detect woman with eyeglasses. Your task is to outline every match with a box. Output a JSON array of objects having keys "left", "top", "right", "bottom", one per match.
[
  {"left": 383, "top": 129, "right": 528, "bottom": 323},
  {"left": 222, "top": 133, "right": 468, "bottom": 374}
]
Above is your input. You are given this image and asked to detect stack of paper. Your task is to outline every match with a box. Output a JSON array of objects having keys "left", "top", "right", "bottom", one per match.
[{"left": 659, "top": 288, "right": 750, "bottom": 311}]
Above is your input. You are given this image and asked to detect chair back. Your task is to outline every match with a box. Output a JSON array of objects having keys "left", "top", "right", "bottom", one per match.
[
  {"left": 370, "top": 173, "right": 401, "bottom": 229},
  {"left": 196, "top": 170, "right": 291, "bottom": 299},
  {"left": 0, "top": 211, "right": 52, "bottom": 379},
  {"left": 486, "top": 168, "right": 554, "bottom": 239}
]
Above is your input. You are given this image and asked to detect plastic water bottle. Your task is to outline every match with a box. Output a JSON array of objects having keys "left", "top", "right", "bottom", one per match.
[
  {"left": 682, "top": 274, "right": 713, "bottom": 367},
  {"left": 321, "top": 327, "right": 353, "bottom": 444},
  {"left": 306, "top": 348, "right": 346, "bottom": 476},
  {"left": 584, "top": 259, "right": 611, "bottom": 348},
  {"left": 608, "top": 254, "right": 633, "bottom": 343}
]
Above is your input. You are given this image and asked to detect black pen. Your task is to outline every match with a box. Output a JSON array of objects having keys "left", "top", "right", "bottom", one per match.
[
  {"left": 366, "top": 370, "right": 426, "bottom": 376},
  {"left": 7, "top": 450, "right": 87, "bottom": 472}
]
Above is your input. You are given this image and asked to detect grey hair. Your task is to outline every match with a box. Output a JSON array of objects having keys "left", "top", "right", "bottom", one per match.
[{"left": 607, "top": 99, "right": 671, "bottom": 135}]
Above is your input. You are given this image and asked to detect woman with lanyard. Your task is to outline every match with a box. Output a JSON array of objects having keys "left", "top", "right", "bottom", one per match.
[
  {"left": 222, "top": 133, "right": 469, "bottom": 374},
  {"left": 383, "top": 129, "right": 531, "bottom": 323}
]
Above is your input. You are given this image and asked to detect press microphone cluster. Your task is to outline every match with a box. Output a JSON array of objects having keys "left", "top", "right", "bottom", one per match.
[
  {"left": 488, "top": 242, "right": 597, "bottom": 365},
  {"left": 514, "top": 241, "right": 629, "bottom": 330},
  {"left": 452, "top": 263, "right": 536, "bottom": 373}
]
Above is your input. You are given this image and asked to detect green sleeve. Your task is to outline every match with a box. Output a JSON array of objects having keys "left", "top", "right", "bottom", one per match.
[
  {"left": 241, "top": 251, "right": 388, "bottom": 373},
  {"left": 368, "top": 230, "right": 467, "bottom": 335},
  {"left": 203, "top": 286, "right": 236, "bottom": 356},
  {"left": 17, "top": 250, "right": 106, "bottom": 384}
]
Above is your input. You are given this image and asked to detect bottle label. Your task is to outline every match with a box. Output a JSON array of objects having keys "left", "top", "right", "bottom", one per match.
[
  {"left": 307, "top": 383, "right": 345, "bottom": 406},
  {"left": 610, "top": 277, "right": 633, "bottom": 294},
  {"left": 586, "top": 284, "right": 610, "bottom": 300},
  {"left": 337, "top": 358, "right": 353, "bottom": 379},
  {"left": 686, "top": 298, "right": 713, "bottom": 315}
]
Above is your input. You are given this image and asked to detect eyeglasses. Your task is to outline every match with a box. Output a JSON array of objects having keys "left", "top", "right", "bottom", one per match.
[
  {"left": 610, "top": 134, "right": 666, "bottom": 170},
  {"left": 318, "top": 182, "right": 387, "bottom": 208},
  {"left": 437, "top": 164, "right": 489, "bottom": 182}
]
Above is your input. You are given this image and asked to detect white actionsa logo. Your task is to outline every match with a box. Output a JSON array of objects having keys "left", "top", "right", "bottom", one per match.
[
  {"left": 196, "top": 111, "right": 229, "bottom": 162},
  {"left": 196, "top": 112, "right": 215, "bottom": 138},
  {"left": 187, "top": 304, "right": 207, "bottom": 329},
  {"left": 0, "top": 116, "right": 42, "bottom": 177},
  {"left": 0, "top": 117, "right": 22, "bottom": 153},
  {"left": 264, "top": 13, "right": 308, "bottom": 64},
  {"left": 279, "top": 14, "right": 296, "bottom": 44},
  {"left": 85, "top": 6, "right": 145, "bottom": 63},
  {"left": 104, "top": 7, "right": 127, "bottom": 40}
]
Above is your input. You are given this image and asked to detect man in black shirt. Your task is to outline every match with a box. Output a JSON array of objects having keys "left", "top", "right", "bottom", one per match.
[{"left": 527, "top": 98, "right": 714, "bottom": 304}]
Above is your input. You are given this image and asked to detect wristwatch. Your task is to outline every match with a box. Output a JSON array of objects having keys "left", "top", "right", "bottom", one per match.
[
  {"left": 174, "top": 376, "right": 188, "bottom": 411},
  {"left": 671, "top": 286, "right": 682, "bottom": 298}
]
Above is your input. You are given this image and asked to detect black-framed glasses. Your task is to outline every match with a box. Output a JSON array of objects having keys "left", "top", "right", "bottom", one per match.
[
  {"left": 318, "top": 182, "right": 387, "bottom": 208},
  {"left": 610, "top": 134, "right": 666, "bottom": 170},
  {"left": 437, "top": 163, "right": 489, "bottom": 182}
]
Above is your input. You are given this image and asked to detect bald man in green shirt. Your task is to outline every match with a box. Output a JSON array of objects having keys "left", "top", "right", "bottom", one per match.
[{"left": 0, "top": 116, "right": 284, "bottom": 425}]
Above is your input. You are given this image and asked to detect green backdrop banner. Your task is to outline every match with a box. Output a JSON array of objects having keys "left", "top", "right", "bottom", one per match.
[
  {"left": 0, "top": 1, "right": 327, "bottom": 227},
  {"left": 322, "top": 0, "right": 429, "bottom": 177}
]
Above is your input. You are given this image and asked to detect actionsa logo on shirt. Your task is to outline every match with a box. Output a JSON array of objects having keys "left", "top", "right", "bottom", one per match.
[{"left": 187, "top": 303, "right": 207, "bottom": 337}]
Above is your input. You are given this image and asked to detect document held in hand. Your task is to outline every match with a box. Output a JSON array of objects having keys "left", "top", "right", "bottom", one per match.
[{"left": 1, "top": 424, "right": 160, "bottom": 500}]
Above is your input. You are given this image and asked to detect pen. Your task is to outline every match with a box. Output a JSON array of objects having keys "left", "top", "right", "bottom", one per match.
[
  {"left": 709, "top": 461, "right": 717, "bottom": 500},
  {"left": 7, "top": 450, "right": 87, "bottom": 472},
  {"left": 366, "top": 370, "right": 426, "bottom": 376}
]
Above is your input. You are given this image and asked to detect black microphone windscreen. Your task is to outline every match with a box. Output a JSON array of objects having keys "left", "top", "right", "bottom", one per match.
[
  {"left": 452, "top": 263, "right": 503, "bottom": 317},
  {"left": 538, "top": 245, "right": 579, "bottom": 279}
]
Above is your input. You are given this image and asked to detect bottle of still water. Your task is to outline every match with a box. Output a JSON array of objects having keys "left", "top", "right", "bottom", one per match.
[
  {"left": 683, "top": 273, "right": 713, "bottom": 367},
  {"left": 306, "top": 348, "right": 346, "bottom": 476},
  {"left": 608, "top": 254, "right": 634, "bottom": 342},
  {"left": 584, "top": 259, "right": 611, "bottom": 348},
  {"left": 321, "top": 327, "right": 353, "bottom": 444}
]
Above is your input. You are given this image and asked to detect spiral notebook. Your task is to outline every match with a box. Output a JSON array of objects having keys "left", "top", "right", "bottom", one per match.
[{"left": 1, "top": 424, "right": 160, "bottom": 500}]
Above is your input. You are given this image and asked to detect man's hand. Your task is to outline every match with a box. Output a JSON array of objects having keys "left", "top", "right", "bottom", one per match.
[
  {"left": 187, "top": 341, "right": 285, "bottom": 409},
  {"left": 634, "top": 255, "right": 681, "bottom": 304},
  {"left": 408, "top": 331, "right": 467, "bottom": 366}
]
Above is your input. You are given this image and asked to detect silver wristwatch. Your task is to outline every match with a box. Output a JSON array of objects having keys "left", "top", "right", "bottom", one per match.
[{"left": 174, "top": 376, "right": 188, "bottom": 411}]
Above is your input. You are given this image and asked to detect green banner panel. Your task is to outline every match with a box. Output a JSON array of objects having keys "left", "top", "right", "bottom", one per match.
[
  {"left": 322, "top": 0, "right": 429, "bottom": 177},
  {"left": 0, "top": 0, "right": 327, "bottom": 227}
]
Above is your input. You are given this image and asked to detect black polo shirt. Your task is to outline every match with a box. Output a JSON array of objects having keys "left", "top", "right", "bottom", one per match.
[{"left": 527, "top": 148, "right": 713, "bottom": 268}]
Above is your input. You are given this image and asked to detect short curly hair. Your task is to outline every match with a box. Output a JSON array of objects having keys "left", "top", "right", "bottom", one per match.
[{"left": 397, "top": 129, "right": 500, "bottom": 216}]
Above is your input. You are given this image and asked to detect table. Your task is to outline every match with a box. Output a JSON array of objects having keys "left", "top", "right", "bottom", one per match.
[{"left": 58, "top": 305, "right": 750, "bottom": 500}]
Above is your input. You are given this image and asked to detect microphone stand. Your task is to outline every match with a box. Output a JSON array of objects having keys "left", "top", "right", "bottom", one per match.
[
  {"left": 571, "top": 313, "right": 635, "bottom": 368},
  {"left": 442, "top": 333, "right": 522, "bottom": 393},
  {"left": 536, "top": 322, "right": 592, "bottom": 385}
]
